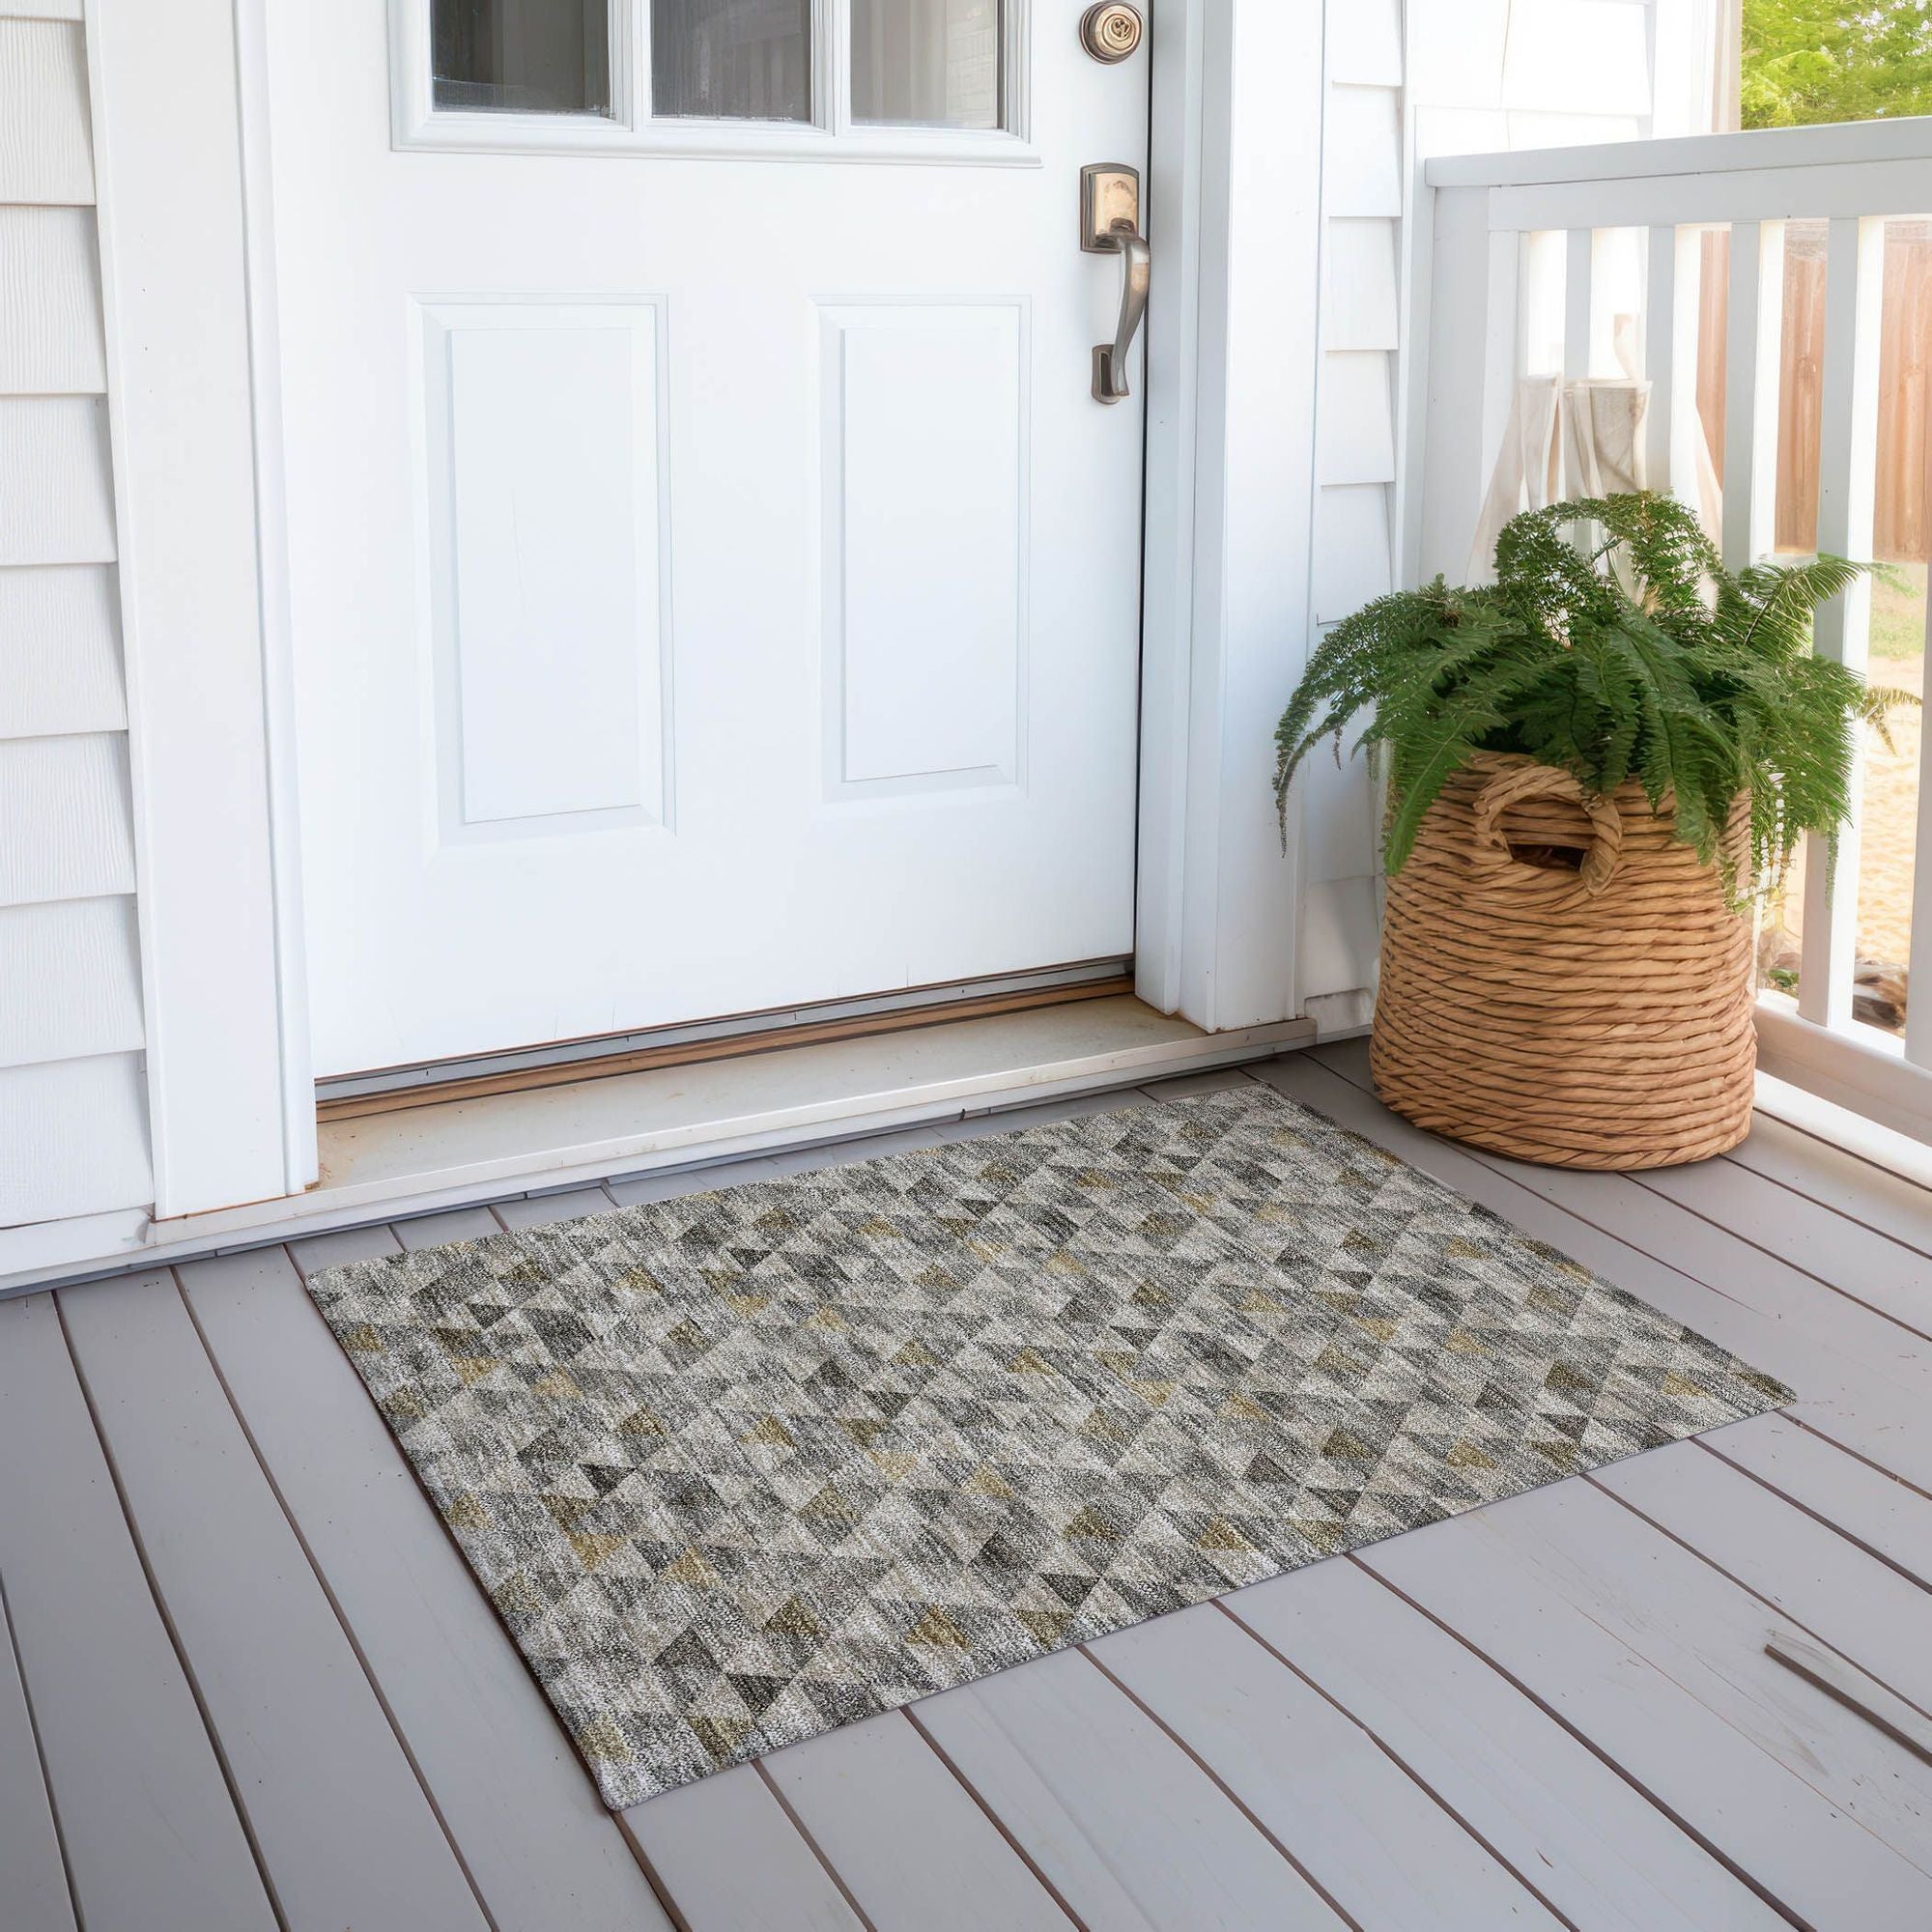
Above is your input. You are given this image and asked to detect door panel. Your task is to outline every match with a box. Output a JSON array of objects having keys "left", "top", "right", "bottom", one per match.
[
  {"left": 272, "top": 0, "right": 1148, "bottom": 1075},
  {"left": 821, "top": 301, "right": 1023, "bottom": 795}
]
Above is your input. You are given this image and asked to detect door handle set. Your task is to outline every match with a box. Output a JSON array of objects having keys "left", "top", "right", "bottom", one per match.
[{"left": 1081, "top": 163, "right": 1150, "bottom": 404}]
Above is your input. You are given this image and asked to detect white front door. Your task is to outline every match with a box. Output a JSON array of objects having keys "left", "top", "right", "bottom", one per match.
[{"left": 269, "top": 0, "right": 1150, "bottom": 1077}]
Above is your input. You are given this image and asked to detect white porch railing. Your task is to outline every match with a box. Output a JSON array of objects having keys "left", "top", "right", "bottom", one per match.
[{"left": 1406, "top": 118, "right": 1932, "bottom": 1144}]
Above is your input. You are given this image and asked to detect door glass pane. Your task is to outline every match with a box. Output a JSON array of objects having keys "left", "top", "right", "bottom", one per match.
[
  {"left": 652, "top": 0, "right": 812, "bottom": 122},
  {"left": 852, "top": 0, "right": 1002, "bottom": 130},
  {"left": 432, "top": 0, "right": 611, "bottom": 116}
]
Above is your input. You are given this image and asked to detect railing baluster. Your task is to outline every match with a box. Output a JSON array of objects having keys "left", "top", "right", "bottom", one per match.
[
  {"left": 1908, "top": 589, "right": 1932, "bottom": 1066},
  {"left": 1644, "top": 223, "right": 1705, "bottom": 501},
  {"left": 1721, "top": 219, "right": 1786, "bottom": 570},
  {"left": 1798, "top": 215, "right": 1884, "bottom": 1033},
  {"left": 1643, "top": 224, "right": 1677, "bottom": 492},
  {"left": 1564, "top": 226, "right": 1594, "bottom": 384}
]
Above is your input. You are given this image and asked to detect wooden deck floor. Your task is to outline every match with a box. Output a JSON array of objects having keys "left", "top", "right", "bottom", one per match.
[{"left": 5, "top": 1039, "right": 1932, "bottom": 1931}]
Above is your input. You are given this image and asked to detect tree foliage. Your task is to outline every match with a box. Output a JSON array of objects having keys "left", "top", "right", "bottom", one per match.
[
  {"left": 1273, "top": 495, "right": 1910, "bottom": 894},
  {"left": 1742, "top": 0, "right": 1932, "bottom": 128}
]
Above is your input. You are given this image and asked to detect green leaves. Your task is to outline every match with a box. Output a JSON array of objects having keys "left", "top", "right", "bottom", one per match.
[{"left": 1270, "top": 492, "right": 1914, "bottom": 895}]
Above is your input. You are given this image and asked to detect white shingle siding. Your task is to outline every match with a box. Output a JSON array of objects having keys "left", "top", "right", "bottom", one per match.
[{"left": 0, "top": 11, "right": 152, "bottom": 1224}]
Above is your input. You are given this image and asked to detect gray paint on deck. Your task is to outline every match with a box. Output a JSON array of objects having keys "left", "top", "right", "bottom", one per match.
[{"left": 9, "top": 1052, "right": 1932, "bottom": 1930}]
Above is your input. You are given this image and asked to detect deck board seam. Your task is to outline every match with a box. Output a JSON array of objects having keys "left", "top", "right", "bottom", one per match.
[
  {"left": 1695, "top": 1433, "right": 1932, "bottom": 1594},
  {"left": 1075, "top": 1643, "right": 1368, "bottom": 1932},
  {"left": 611, "top": 1813, "right": 701, "bottom": 1932},
  {"left": 0, "top": 1566, "right": 81, "bottom": 1932},
  {"left": 1581, "top": 1467, "right": 1932, "bottom": 1729},
  {"left": 174, "top": 1258, "right": 504, "bottom": 1932},
  {"left": 1715, "top": 1146, "right": 1932, "bottom": 1259},
  {"left": 896, "top": 1704, "right": 1094, "bottom": 1932},
  {"left": 1208, "top": 1596, "right": 1585, "bottom": 1932},
  {"left": 1344, "top": 1552, "right": 1814, "bottom": 1929},
  {"left": 48, "top": 1291, "right": 295, "bottom": 1932},
  {"left": 1308, "top": 1048, "right": 1932, "bottom": 1410},
  {"left": 751, "top": 1757, "right": 881, "bottom": 1932},
  {"left": 1622, "top": 1169, "right": 1932, "bottom": 1345},
  {"left": 1783, "top": 1412, "right": 1932, "bottom": 1506}
]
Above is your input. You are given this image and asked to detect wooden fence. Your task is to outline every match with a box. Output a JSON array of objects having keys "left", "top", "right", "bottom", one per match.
[{"left": 1695, "top": 220, "right": 1932, "bottom": 562}]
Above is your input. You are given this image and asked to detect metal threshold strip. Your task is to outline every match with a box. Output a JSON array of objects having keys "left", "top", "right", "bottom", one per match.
[{"left": 316, "top": 959, "right": 1136, "bottom": 1122}]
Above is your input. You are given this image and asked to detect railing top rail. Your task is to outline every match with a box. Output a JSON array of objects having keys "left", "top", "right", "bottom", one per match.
[{"left": 1423, "top": 114, "right": 1932, "bottom": 192}]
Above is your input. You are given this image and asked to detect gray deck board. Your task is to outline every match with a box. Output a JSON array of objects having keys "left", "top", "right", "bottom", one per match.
[
  {"left": 1723, "top": 1112, "right": 1932, "bottom": 1256},
  {"left": 15, "top": 1050, "right": 1932, "bottom": 1930},
  {"left": 1707, "top": 1412, "right": 1932, "bottom": 1590},
  {"left": 1635, "top": 1151, "right": 1932, "bottom": 1340},
  {"left": 915, "top": 1645, "right": 1350, "bottom": 1931},
  {"left": 1367, "top": 1478, "right": 1932, "bottom": 1925},
  {"left": 1310, "top": 1039, "right": 1932, "bottom": 1404},
  {"left": 58, "top": 1271, "right": 490, "bottom": 1932},
  {"left": 179, "top": 1245, "right": 675, "bottom": 1932},
  {"left": 762, "top": 1710, "right": 1075, "bottom": 1932},
  {"left": 1595, "top": 1438, "right": 1932, "bottom": 1718},
  {"left": 0, "top": 1567, "right": 76, "bottom": 1932},
  {"left": 394, "top": 1205, "right": 504, "bottom": 1248},
  {"left": 1090, "top": 1599, "right": 1565, "bottom": 1926},
  {"left": 1264, "top": 1052, "right": 1932, "bottom": 1489},
  {"left": 0, "top": 1294, "right": 275, "bottom": 1932},
  {"left": 1227, "top": 1557, "right": 1789, "bottom": 1932},
  {"left": 622, "top": 1763, "right": 865, "bottom": 1930},
  {"left": 492, "top": 1182, "right": 622, "bottom": 1229}
]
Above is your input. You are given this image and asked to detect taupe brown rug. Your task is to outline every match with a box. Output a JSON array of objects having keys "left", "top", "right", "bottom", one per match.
[{"left": 308, "top": 1084, "right": 1789, "bottom": 1807}]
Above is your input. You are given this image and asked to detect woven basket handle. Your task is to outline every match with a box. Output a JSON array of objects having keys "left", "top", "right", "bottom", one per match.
[{"left": 1468, "top": 763, "right": 1624, "bottom": 895}]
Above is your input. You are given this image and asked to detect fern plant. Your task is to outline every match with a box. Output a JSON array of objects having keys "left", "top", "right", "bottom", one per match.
[{"left": 1274, "top": 493, "right": 1910, "bottom": 893}]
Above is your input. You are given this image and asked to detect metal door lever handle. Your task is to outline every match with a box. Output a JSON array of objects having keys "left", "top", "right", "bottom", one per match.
[
  {"left": 1094, "top": 226, "right": 1151, "bottom": 403},
  {"left": 1081, "top": 162, "right": 1149, "bottom": 404}
]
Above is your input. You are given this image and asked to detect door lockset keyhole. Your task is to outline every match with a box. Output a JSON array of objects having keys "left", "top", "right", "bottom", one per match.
[{"left": 1080, "top": 4, "right": 1143, "bottom": 64}]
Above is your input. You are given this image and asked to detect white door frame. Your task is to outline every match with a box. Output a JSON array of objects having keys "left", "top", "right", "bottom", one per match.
[{"left": 87, "top": 0, "right": 1324, "bottom": 1220}]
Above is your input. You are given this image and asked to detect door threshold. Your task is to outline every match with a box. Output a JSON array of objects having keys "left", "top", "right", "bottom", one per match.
[
  {"left": 2, "top": 998, "right": 1314, "bottom": 1295},
  {"left": 317, "top": 962, "right": 1136, "bottom": 1121}
]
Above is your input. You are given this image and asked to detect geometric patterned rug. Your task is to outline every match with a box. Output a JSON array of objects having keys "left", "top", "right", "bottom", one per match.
[{"left": 306, "top": 1084, "right": 1791, "bottom": 1808}]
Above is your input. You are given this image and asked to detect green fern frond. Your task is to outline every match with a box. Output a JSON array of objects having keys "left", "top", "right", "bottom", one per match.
[{"left": 1271, "top": 490, "right": 1895, "bottom": 889}]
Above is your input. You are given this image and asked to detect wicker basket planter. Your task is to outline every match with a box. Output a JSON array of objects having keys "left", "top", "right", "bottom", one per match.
[{"left": 1371, "top": 752, "right": 1757, "bottom": 1170}]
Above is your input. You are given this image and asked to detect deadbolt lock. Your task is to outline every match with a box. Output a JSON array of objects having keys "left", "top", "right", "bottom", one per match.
[{"left": 1080, "top": 3, "right": 1143, "bottom": 64}]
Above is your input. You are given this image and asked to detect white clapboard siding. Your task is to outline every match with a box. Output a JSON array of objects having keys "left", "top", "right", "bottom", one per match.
[
  {"left": 0, "top": 19, "right": 93, "bottom": 204},
  {"left": 1326, "top": 0, "right": 1401, "bottom": 87},
  {"left": 1325, "top": 219, "right": 1399, "bottom": 352},
  {"left": 1503, "top": 1, "right": 1654, "bottom": 117},
  {"left": 1312, "top": 485, "right": 1393, "bottom": 622},
  {"left": 0, "top": 207, "right": 103, "bottom": 392},
  {"left": 0, "top": 898, "right": 143, "bottom": 1067},
  {"left": 1323, "top": 86, "right": 1403, "bottom": 218},
  {"left": 0, "top": 1053, "right": 151, "bottom": 1222},
  {"left": 0, "top": 397, "right": 115, "bottom": 563},
  {"left": 0, "top": 735, "right": 135, "bottom": 907},
  {"left": 1318, "top": 352, "right": 1397, "bottom": 486},
  {"left": 0, "top": 565, "right": 124, "bottom": 735},
  {"left": 1408, "top": 0, "right": 1512, "bottom": 110}
]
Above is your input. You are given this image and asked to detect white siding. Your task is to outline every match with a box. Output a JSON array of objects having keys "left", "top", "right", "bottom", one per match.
[
  {"left": 0, "top": 206, "right": 103, "bottom": 390},
  {"left": 0, "top": 18, "right": 92, "bottom": 204},
  {"left": 1292, "top": 0, "right": 1692, "bottom": 1016},
  {"left": 0, "top": 396, "right": 116, "bottom": 563},
  {"left": 1299, "top": 29, "right": 1408, "bottom": 1005},
  {"left": 0, "top": 897, "right": 142, "bottom": 1066},
  {"left": 0, "top": 12, "right": 151, "bottom": 1224},
  {"left": 0, "top": 1055, "right": 151, "bottom": 1223},
  {"left": 0, "top": 565, "right": 123, "bottom": 735}
]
